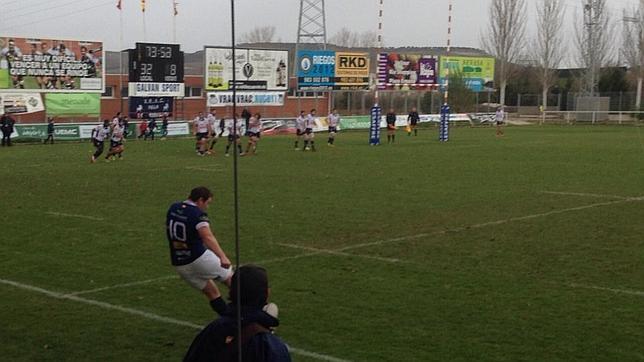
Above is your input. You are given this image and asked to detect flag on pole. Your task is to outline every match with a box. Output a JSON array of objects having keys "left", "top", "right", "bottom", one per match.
[
  {"left": 116, "top": 0, "right": 122, "bottom": 10},
  {"left": 173, "top": 1, "right": 178, "bottom": 16},
  {"left": 140, "top": 0, "right": 145, "bottom": 12}
]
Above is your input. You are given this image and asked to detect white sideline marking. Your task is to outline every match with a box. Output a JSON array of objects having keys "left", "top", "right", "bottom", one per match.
[
  {"left": 541, "top": 191, "right": 629, "bottom": 200},
  {"left": 569, "top": 283, "right": 644, "bottom": 298},
  {"left": 0, "top": 278, "right": 350, "bottom": 362},
  {"left": 66, "top": 275, "right": 178, "bottom": 296},
  {"left": 185, "top": 166, "right": 222, "bottom": 172},
  {"left": 45, "top": 211, "right": 104, "bottom": 221},
  {"left": 276, "top": 243, "right": 400, "bottom": 263}
]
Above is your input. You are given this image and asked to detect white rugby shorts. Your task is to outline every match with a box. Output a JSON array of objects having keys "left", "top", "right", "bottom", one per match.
[{"left": 174, "top": 249, "right": 233, "bottom": 290}]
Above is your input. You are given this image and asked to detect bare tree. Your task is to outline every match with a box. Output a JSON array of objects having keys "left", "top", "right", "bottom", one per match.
[
  {"left": 329, "top": 27, "right": 359, "bottom": 47},
  {"left": 533, "top": 0, "right": 565, "bottom": 113},
  {"left": 329, "top": 28, "right": 377, "bottom": 47},
  {"left": 574, "top": 0, "right": 614, "bottom": 96},
  {"left": 240, "top": 26, "right": 277, "bottom": 43},
  {"left": 623, "top": 1, "right": 644, "bottom": 110},
  {"left": 482, "top": 0, "right": 527, "bottom": 106},
  {"left": 358, "top": 31, "right": 378, "bottom": 47}
]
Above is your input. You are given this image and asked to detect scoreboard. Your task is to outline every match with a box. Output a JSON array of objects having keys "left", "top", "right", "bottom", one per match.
[{"left": 129, "top": 43, "right": 183, "bottom": 83}]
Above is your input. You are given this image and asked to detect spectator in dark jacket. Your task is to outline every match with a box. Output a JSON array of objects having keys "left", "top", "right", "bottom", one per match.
[
  {"left": 1, "top": 114, "right": 16, "bottom": 146},
  {"left": 184, "top": 265, "right": 291, "bottom": 362}
]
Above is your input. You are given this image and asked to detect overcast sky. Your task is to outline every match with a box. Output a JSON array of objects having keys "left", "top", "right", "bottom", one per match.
[{"left": 0, "top": 0, "right": 639, "bottom": 64}]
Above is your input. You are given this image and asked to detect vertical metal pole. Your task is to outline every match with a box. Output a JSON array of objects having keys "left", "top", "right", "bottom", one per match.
[
  {"left": 119, "top": 7, "right": 124, "bottom": 117},
  {"left": 230, "top": 1, "right": 242, "bottom": 361}
]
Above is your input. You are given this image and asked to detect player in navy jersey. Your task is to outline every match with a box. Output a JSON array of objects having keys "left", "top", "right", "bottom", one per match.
[
  {"left": 407, "top": 107, "right": 420, "bottom": 136},
  {"left": 166, "top": 187, "right": 233, "bottom": 315}
]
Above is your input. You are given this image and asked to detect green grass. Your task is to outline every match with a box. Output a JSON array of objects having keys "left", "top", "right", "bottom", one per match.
[{"left": 1, "top": 126, "right": 643, "bottom": 361}]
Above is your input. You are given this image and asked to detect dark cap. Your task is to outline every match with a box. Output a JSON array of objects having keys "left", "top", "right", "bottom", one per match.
[{"left": 229, "top": 265, "right": 268, "bottom": 307}]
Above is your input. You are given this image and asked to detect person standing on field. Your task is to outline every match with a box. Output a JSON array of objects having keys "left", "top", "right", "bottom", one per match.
[
  {"left": 1, "top": 113, "right": 15, "bottom": 146},
  {"left": 386, "top": 109, "right": 397, "bottom": 144},
  {"left": 407, "top": 107, "right": 420, "bottom": 136},
  {"left": 495, "top": 106, "right": 505, "bottom": 137},
  {"left": 43, "top": 117, "right": 55, "bottom": 144},
  {"left": 166, "top": 187, "right": 232, "bottom": 315},
  {"left": 327, "top": 109, "right": 340, "bottom": 146}
]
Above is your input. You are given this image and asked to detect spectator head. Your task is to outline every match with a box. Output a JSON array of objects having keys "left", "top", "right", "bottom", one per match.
[{"left": 229, "top": 265, "right": 269, "bottom": 308}]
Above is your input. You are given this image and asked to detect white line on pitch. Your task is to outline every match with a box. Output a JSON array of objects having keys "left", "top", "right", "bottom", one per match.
[
  {"left": 568, "top": 283, "right": 644, "bottom": 298},
  {"left": 66, "top": 275, "right": 178, "bottom": 296},
  {"left": 541, "top": 191, "right": 629, "bottom": 200},
  {"left": 45, "top": 211, "right": 104, "bottom": 221},
  {"left": 276, "top": 243, "right": 400, "bottom": 263},
  {"left": 0, "top": 278, "right": 350, "bottom": 362},
  {"left": 185, "top": 166, "right": 222, "bottom": 172},
  {"left": 336, "top": 197, "right": 644, "bottom": 253}
]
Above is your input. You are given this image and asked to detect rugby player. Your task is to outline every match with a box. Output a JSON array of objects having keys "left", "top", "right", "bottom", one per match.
[
  {"left": 293, "top": 111, "right": 306, "bottom": 151},
  {"left": 166, "top": 187, "right": 232, "bottom": 315},
  {"left": 243, "top": 112, "right": 262, "bottom": 156},
  {"left": 224, "top": 116, "right": 243, "bottom": 157},
  {"left": 90, "top": 120, "right": 110, "bottom": 163},
  {"left": 303, "top": 109, "right": 317, "bottom": 152},
  {"left": 386, "top": 108, "right": 397, "bottom": 144},
  {"left": 206, "top": 110, "right": 219, "bottom": 154},
  {"left": 105, "top": 122, "right": 125, "bottom": 161},
  {"left": 407, "top": 107, "right": 420, "bottom": 136},
  {"left": 327, "top": 109, "right": 340, "bottom": 146},
  {"left": 193, "top": 112, "right": 210, "bottom": 156}
]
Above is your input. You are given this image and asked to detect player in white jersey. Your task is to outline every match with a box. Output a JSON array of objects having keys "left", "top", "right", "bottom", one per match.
[
  {"left": 327, "top": 109, "right": 340, "bottom": 146},
  {"left": 303, "top": 109, "right": 317, "bottom": 152},
  {"left": 105, "top": 123, "right": 125, "bottom": 161},
  {"left": 90, "top": 120, "right": 110, "bottom": 163},
  {"left": 293, "top": 110, "right": 306, "bottom": 150},
  {"left": 243, "top": 113, "right": 262, "bottom": 156},
  {"left": 193, "top": 112, "right": 211, "bottom": 156},
  {"left": 224, "top": 116, "right": 244, "bottom": 157},
  {"left": 206, "top": 110, "right": 219, "bottom": 155}
]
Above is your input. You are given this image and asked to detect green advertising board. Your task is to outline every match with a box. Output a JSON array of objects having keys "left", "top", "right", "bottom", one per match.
[
  {"left": 439, "top": 56, "right": 495, "bottom": 92},
  {"left": 340, "top": 116, "right": 371, "bottom": 130},
  {"left": 45, "top": 93, "right": 100, "bottom": 116}
]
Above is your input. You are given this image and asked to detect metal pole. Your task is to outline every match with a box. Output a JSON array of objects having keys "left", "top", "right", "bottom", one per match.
[{"left": 230, "top": 1, "right": 242, "bottom": 361}]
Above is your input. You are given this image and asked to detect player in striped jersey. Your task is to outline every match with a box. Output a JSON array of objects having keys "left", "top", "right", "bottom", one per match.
[
  {"left": 303, "top": 109, "right": 317, "bottom": 152},
  {"left": 224, "top": 116, "right": 244, "bottom": 157},
  {"left": 206, "top": 110, "right": 219, "bottom": 155},
  {"left": 327, "top": 109, "right": 340, "bottom": 146},
  {"left": 105, "top": 122, "right": 125, "bottom": 161},
  {"left": 193, "top": 112, "right": 211, "bottom": 156},
  {"left": 243, "top": 113, "right": 262, "bottom": 156},
  {"left": 294, "top": 111, "right": 306, "bottom": 150},
  {"left": 90, "top": 120, "right": 110, "bottom": 163}
]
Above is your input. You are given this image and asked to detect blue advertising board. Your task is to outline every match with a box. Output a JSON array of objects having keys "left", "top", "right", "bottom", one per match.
[
  {"left": 297, "top": 50, "right": 336, "bottom": 91},
  {"left": 129, "top": 97, "right": 173, "bottom": 119}
]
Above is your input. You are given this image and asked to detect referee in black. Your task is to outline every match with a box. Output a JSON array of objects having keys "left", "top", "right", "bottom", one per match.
[{"left": 1, "top": 113, "right": 15, "bottom": 146}]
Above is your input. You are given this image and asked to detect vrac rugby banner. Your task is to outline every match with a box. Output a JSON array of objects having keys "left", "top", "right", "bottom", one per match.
[
  {"left": 0, "top": 36, "right": 104, "bottom": 92},
  {"left": 378, "top": 53, "right": 439, "bottom": 90},
  {"left": 204, "top": 47, "right": 288, "bottom": 92},
  {"left": 297, "top": 50, "right": 370, "bottom": 91},
  {"left": 207, "top": 91, "right": 285, "bottom": 107}
]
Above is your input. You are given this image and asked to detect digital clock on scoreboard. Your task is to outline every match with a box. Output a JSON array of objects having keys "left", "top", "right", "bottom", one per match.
[{"left": 128, "top": 43, "right": 184, "bottom": 83}]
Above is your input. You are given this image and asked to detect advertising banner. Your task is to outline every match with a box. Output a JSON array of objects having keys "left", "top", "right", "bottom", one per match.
[
  {"left": 0, "top": 36, "right": 104, "bottom": 92},
  {"left": 439, "top": 56, "right": 495, "bottom": 92},
  {"left": 0, "top": 94, "right": 3, "bottom": 115},
  {"left": 129, "top": 97, "right": 173, "bottom": 118},
  {"left": 2, "top": 93, "right": 44, "bottom": 114},
  {"left": 377, "top": 53, "right": 439, "bottom": 90},
  {"left": 297, "top": 50, "right": 370, "bottom": 91},
  {"left": 45, "top": 93, "right": 100, "bottom": 116},
  {"left": 297, "top": 50, "right": 335, "bottom": 91},
  {"left": 206, "top": 91, "right": 285, "bottom": 107},
  {"left": 204, "top": 47, "right": 288, "bottom": 91},
  {"left": 335, "top": 52, "right": 370, "bottom": 90},
  {"left": 128, "top": 82, "right": 184, "bottom": 97},
  {"left": 370, "top": 106, "right": 382, "bottom": 145}
]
